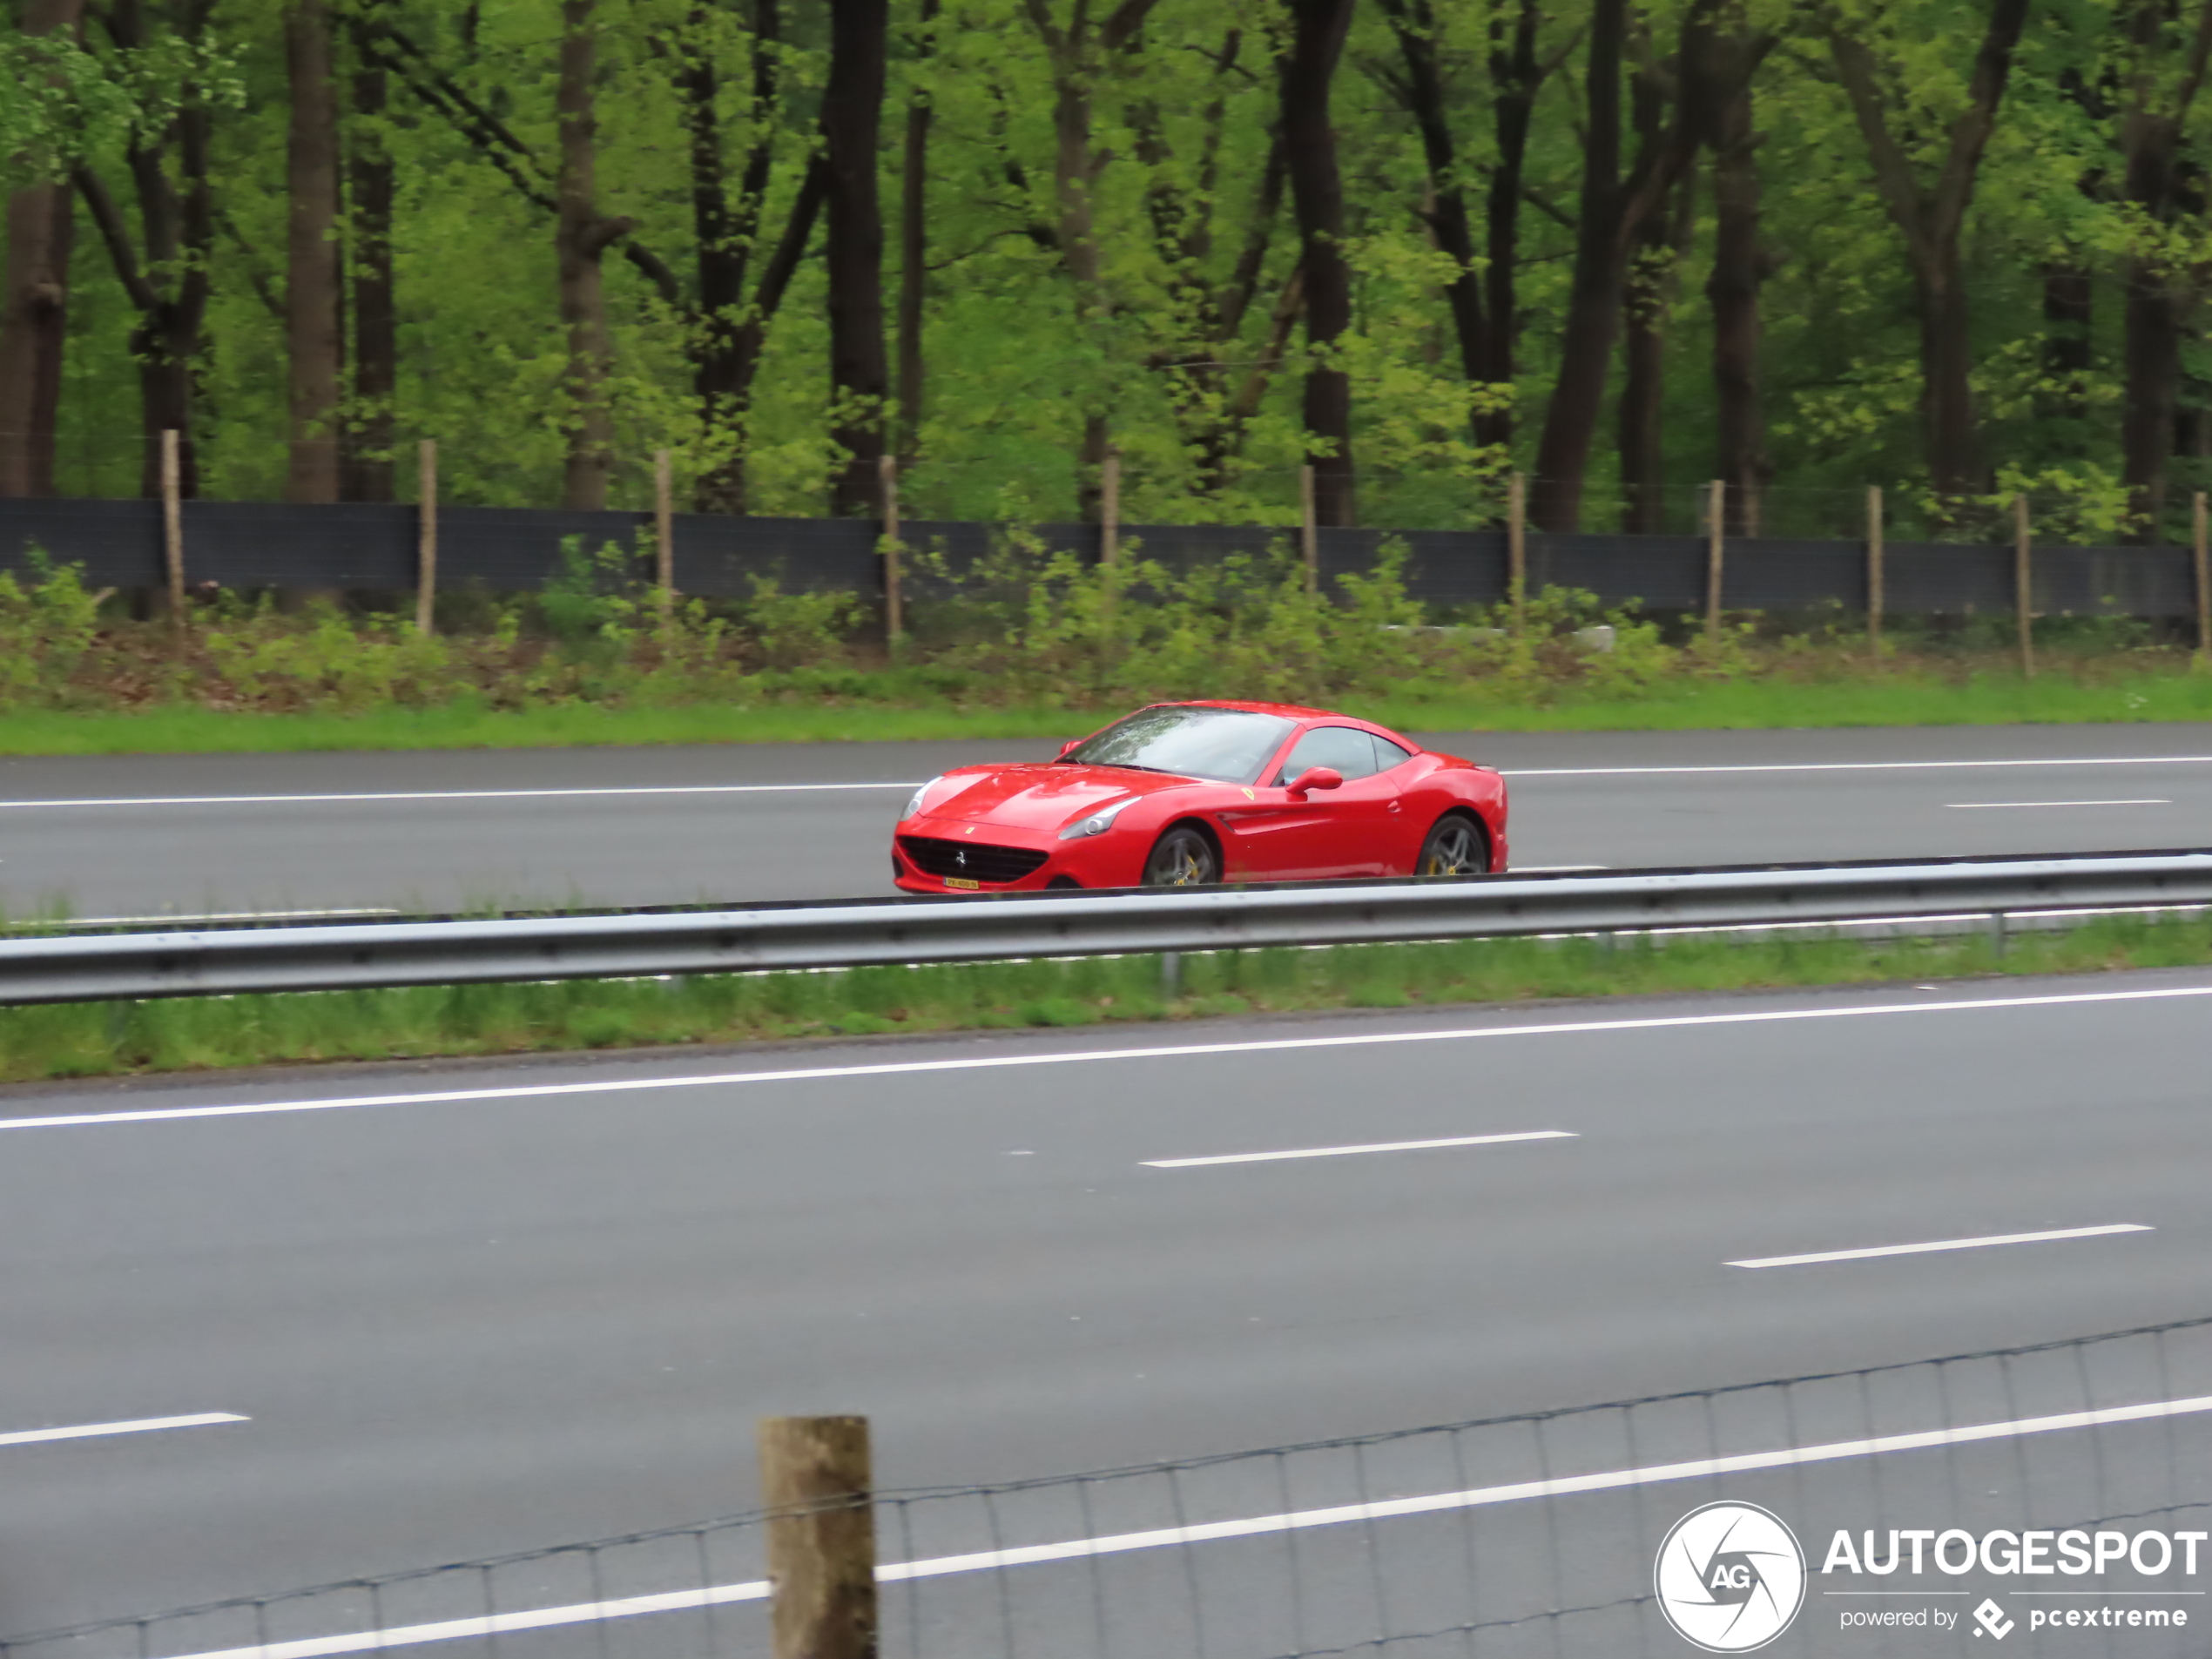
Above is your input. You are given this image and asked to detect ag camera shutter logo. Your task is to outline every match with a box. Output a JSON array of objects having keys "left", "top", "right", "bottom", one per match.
[{"left": 1656, "top": 1501, "right": 1808, "bottom": 1652}]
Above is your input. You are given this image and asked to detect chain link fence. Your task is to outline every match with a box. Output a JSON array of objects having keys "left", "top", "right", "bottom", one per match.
[{"left": 10, "top": 1313, "right": 2212, "bottom": 1659}]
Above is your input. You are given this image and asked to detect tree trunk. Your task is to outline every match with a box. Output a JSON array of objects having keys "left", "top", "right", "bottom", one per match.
[
  {"left": 287, "top": 0, "right": 344, "bottom": 502},
  {"left": 0, "top": 0, "right": 88, "bottom": 498},
  {"left": 2114, "top": 0, "right": 2212, "bottom": 540},
  {"left": 1616, "top": 58, "right": 1679, "bottom": 534},
  {"left": 345, "top": 5, "right": 396, "bottom": 502},
  {"left": 1696, "top": 17, "right": 1770, "bottom": 533},
  {"left": 683, "top": 0, "right": 740, "bottom": 510},
  {"left": 895, "top": 0, "right": 937, "bottom": 465},
  {"left": 77, "top": 0, "right": 217, "bottom": 497},
  {"left": 1480, "top": 0, "right": 1541, "bottom": 450},
  {"left": 556, "top": 0, "right": 617, "bottom": 510},
  {"left": 2039, "top": 260, "right": 2092, "bottom": 434},
  {"left": 1530, "top": 0, "right": 1628, "bottom": 531},
  {"left": 2122, "top": 260, "right": 2181, "bottom": 538},
  {"left": 1380, "top": 0, "right": 1484, "bottom": 405},
  {"left": 0, "top": 179, "right": 74, "bottom": 498},
  {"left": 1827, "top": 0, "right": 2030, "bottom": 502},
  {"left": 822, "top": 0, "right": 889, "bottom": 516},
  {"left": 1281, "top": 0, "right": 1359, "bottom": 527}
]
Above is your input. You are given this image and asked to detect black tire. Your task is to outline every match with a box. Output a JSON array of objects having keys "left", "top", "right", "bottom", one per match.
[
  {"left": 1143, "top": 825, "right": 1220, "bottom": 887},
  {"left": 1415, "top": 813, "right": 1489, "bottom": 877}
]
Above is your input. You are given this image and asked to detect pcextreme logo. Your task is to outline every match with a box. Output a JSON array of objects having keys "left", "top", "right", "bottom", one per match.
[{"left": 1656, "top": 1501, "right": 1810, "bottom": 1652}]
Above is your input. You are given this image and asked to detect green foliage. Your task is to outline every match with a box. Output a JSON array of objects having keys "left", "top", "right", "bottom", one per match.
[
  {"left": 908, "top": 527, "right": 1434, "bottom": 705},
  {"left": 21, "top": 0, "right": 2212, "bottom": 536},
  {"left": 202, "top": 602, "right": 454, "bottom": 712},
  {"left": 0, "top": 551, "right": 99, "bottom": 707}
]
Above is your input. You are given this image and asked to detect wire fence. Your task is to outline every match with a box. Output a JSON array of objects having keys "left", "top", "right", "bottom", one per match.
[
  {"left": 0, "top": 440, "right": 2195, "bottom": 543},
  {"left": 11, "top": 1313, "right": 2212, "bottom": 1659}
]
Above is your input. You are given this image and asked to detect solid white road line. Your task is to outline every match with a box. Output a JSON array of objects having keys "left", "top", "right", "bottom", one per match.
[
  {"left": 1728, "top": 1224, "right": 2153, "bottom": 1270},
  {"left": 1144, "top": 1130, "right": 1577, "bottom": 1168},
  {"left": 8, "top": 981, "right": 2212, "bottom": 1134},
  {"left": 5, "top": 757, "right": 2210, "bottom": 807},
  {"left": 145, "top": 1390, "right": 2212, "bottom": 1659},
  {"left": 0, "top": 783, "right": 921, "bottom": 810},
  {"left": 1501, "top": 755, "right": 2212, "bottom": 778},
  {"left": 0, "top": 1412, "right": 247, "bottom": 1448},
  {"left": 1946, "top": 799, "right": 2172, "bottom": 810},
  {"left": 44, "top": 908, "right": 401, "bottom": 927}
]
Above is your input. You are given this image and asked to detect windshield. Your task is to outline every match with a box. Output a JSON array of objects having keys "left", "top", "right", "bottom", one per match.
[{"left": 1061, "top": 706, "right": 1296, "bottom": 785}]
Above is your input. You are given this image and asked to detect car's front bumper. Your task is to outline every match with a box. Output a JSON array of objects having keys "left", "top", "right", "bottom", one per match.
[{"left": 892, "top": 818, "right": 1089, "bottom": 893}]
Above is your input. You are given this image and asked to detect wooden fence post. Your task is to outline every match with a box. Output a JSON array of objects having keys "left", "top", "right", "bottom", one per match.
[
  {"left": 654, "top": 448, "right": 675, "bottom": 626},
  {"left": 2013, "top": 492, "right": 2035, "bottom": 679},
  {"left": 1100, "top": 443, "right": 1121, "bottom": 569},
  {"left": 879, "top": 453, "right": 903, "bottom": 643},
  {"left": 1704, "top": 478, "right": 1725, "bottom": 646},
  {"left": 1507, "top": 471, "right": 1527, "bottom": 638},
  {"left": 415, "top": 439, "right": 438, "bottom": 637},
  {"left": 160, "top": 428, "right": 185, "bottom": 632},
  {"left": 760, "top": 1416, "right": 877, "bottom": 1659},
  {"left": 1298, "top": 462, "right": 1318, "bottom": 597},
  {"left": 2195, "top": 491, "right": 2209, "bottom": 664},
  {"left": 1865, "top": 484, "right": 1885, "bottom": 661}
]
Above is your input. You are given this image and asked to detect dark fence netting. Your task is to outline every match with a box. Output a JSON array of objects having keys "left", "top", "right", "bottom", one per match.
[{"left": 0, "top": 496, "right": 2203, "bottom": 618}]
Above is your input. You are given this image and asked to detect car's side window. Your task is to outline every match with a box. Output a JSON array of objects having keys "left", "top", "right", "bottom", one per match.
[
  {"left": 1371, "top": 734, "right": 1415, "bottom": 771},
  {"left": 1275, "top": 725, "right": 1382, "bottom": 785}
]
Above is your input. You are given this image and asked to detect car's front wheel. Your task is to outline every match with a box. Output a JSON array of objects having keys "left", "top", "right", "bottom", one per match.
[
  {"left": 1143, "top": 826, "right": 1220, "bottom": 887},
  {"left": 1416, "top": 813, "right": 1489, "bottom": 877}
]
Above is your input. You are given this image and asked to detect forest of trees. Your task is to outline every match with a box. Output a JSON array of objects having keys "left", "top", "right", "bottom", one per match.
[{"left": 2, "top": 0, "right": 2211, "bottom": 541}]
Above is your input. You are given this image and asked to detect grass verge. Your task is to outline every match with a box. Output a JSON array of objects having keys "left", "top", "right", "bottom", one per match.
[
  {"left": 3, "top": 666, "right": 2212, "bottom": 756},
  {"left": 4, "top": 914, "right": 2207, "bottom": 1086}
]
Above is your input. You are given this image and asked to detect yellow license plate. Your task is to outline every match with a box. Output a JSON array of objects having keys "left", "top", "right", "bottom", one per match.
[{"left": 945, "top": 876, "right": 980, "bottom": 890}]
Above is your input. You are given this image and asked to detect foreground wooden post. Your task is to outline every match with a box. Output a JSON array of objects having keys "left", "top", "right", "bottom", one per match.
[
  {"left": 2013, "top": 492, "right": 2035, "bottom": 678},
  {"left": 1507, "top": 471, "right": 1527, "bottom": 638},
  {"left": 654, "top": 448, "right": 675, "bottom": 626},
  {"left": 415, "top": 439, "right": 438, "bottom": 637},
  {"left": 1865, "top": 484, "right": 1885, "bottom": 660},
  {"left": 760, "top": 1416, "right": 877, "bottom": 1659},
  {"left": 160, "top": 428, "right": 185, "bottom": 631},
  {"left": 1704, "top": 478, "right": 1725, "bottom": 646},
  {"left": 879, "top": 454, "right": 903, "bottom": 643},
  {"left": 2195, "top": 491, "right": 2209, "bottom": 663},
  {"left": 1100, "top": 443, "right": 1121, "bottom": 569},
  {"left": 1298, "top": 462, "right": 1318, "bottom": 596}
]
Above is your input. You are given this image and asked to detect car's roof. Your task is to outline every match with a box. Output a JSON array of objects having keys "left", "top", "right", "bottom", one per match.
[{"left": 1163, "top": 698, "right": 1355, "bottom": 722}]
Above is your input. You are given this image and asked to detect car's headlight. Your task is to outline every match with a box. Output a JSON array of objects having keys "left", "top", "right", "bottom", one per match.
[
  {"left": 1057, "top": 796, "right": 1141, "bottom": 840},
  {"left": 901, "top": 777, "right": 942, "bottom": 819}
]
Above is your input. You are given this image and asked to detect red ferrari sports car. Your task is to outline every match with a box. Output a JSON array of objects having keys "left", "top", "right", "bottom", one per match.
[{"left": 891, "top": 699, "right": 1508, "bottom": 893}]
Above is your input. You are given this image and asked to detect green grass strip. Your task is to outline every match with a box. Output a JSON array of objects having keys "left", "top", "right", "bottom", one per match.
[
  {"left": 2, "top": 665, "right": 2211, "bottom": 756},
  {"left": 3, "top": 914, "right": 2207, "bottom": 1087}
]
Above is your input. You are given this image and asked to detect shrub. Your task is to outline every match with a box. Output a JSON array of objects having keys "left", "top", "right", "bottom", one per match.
[{"left": 0, "top": 550, "right": 100, "bottom": 707}]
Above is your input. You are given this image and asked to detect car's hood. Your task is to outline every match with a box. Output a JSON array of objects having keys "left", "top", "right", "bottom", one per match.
[{"left": 911, "top": 764, "right": 1197, "bottom": 833}]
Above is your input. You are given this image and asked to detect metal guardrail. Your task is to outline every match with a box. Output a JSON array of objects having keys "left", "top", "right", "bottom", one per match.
[{"left": 2, "top": 848, "right": 2210, "bottom": 1006}]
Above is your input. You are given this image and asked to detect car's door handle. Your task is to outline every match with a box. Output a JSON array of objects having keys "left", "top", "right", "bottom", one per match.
[{"left": 1386, "top": 801, "right": 1401, "bottom": 813}]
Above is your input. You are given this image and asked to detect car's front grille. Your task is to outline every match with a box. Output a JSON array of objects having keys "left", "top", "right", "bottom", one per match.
[{"left": 897, "top": 836, "right": 1049, "bottom": 884}]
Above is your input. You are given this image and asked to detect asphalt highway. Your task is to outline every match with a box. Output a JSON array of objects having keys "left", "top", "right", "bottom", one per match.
[
  {"left": 1, "top": 722, "right": 2209, "bottom": 918},
  {"left": 4, "top": 966, "right": 2210, "bottom": 1635}
]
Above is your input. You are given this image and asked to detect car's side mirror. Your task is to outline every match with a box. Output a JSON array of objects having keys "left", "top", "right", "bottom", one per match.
[
  {"left": 1286, "top": 766, "right": 1343, "bottom": 797},
  {"left": 1057, "top": 740, "right": 1080, "bottom": 758}
]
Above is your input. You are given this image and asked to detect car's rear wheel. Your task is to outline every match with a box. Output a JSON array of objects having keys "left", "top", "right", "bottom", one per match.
[
  {"left": 1143, "top": 826, "right": 1219, "bottom": 887},
  {"left": 1416, "top": 813, "right": 1489, "bottom": 877}
]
